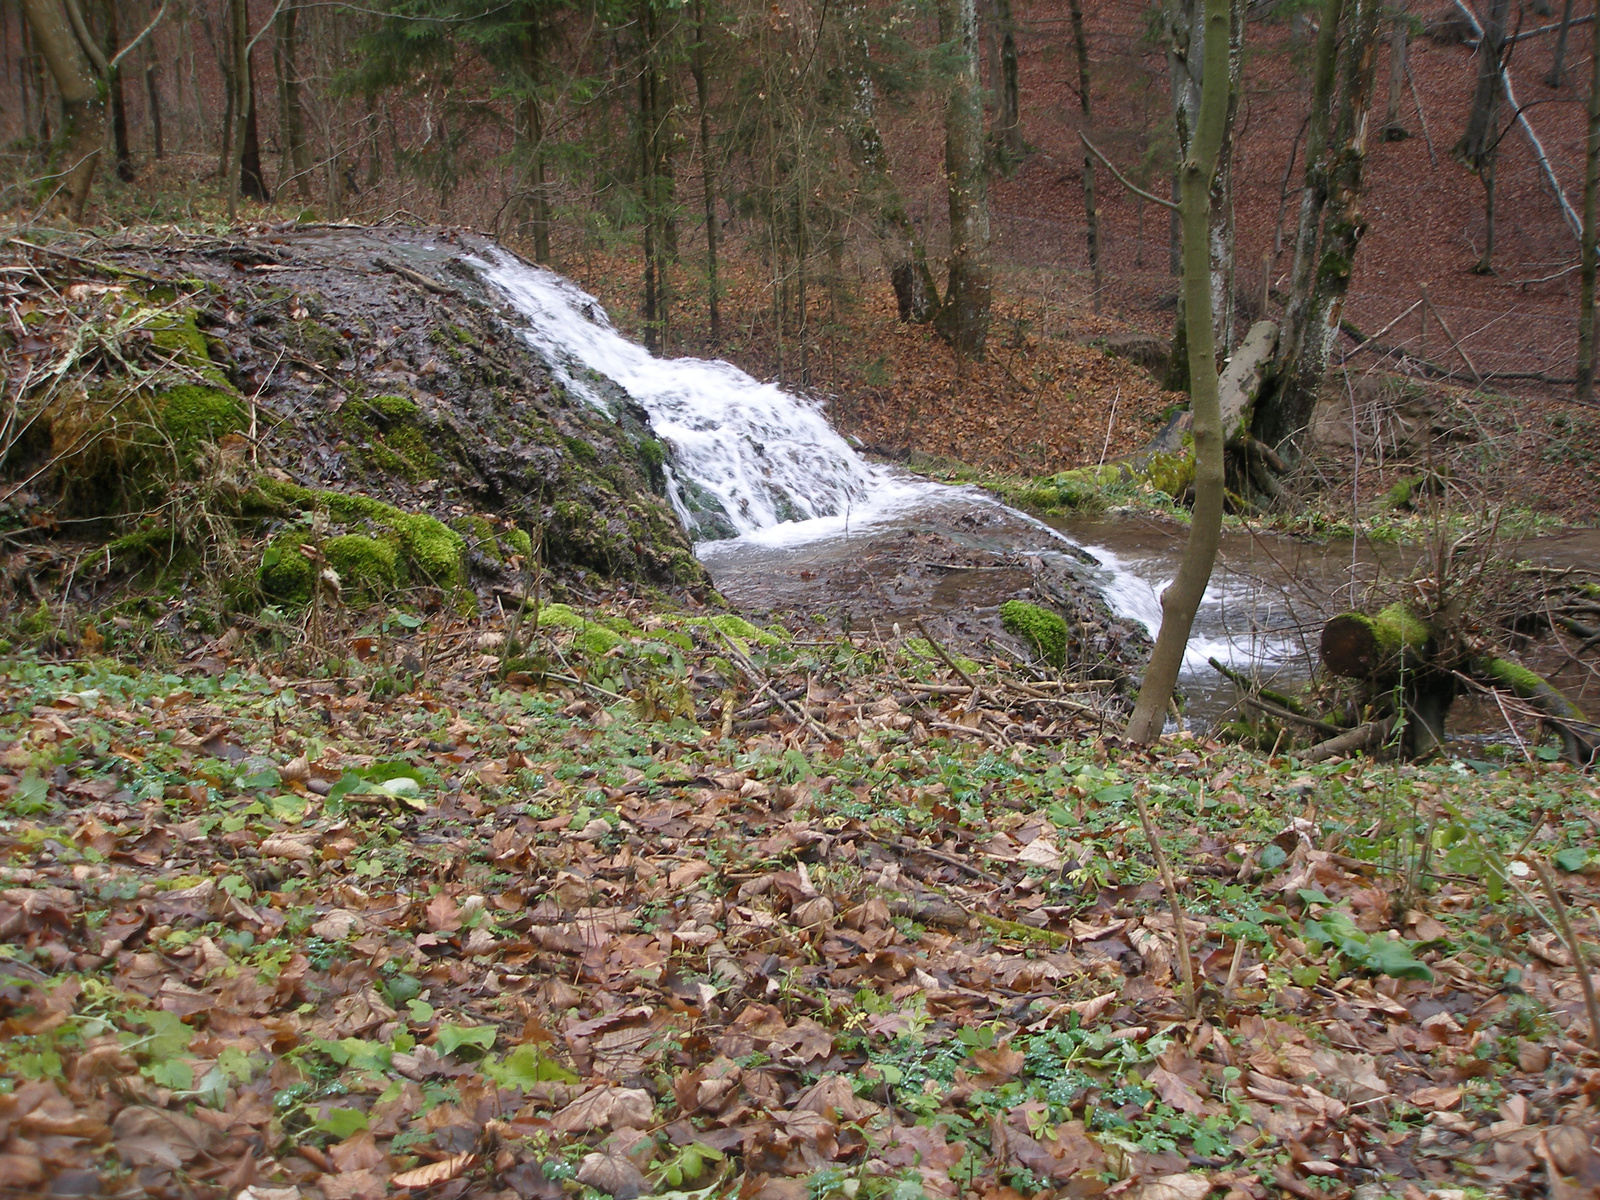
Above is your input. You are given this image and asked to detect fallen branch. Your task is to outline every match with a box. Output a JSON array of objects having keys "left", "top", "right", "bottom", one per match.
[
  {"left": 1300, "top": 718, "right": 1394, "bottom": 763},
  {"left": 1534, "top": 859, "right": 1600, "bottom": 1048},
  {"left": 1135, "top": 790, "right": 1198, "bottom": 1017}
]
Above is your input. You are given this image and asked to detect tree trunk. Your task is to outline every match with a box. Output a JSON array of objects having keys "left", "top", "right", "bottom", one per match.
[
  {"left": 638, "top": 0, "right": 673, "bottom": 353},
  {"left": 102, "top": 0, "right": 133, "bottom": 182},
  {"left": 1384, "top": 12, "right": 1409, "bottom": 139},
  {"left": 1547, "top": 0, "right": 1575, "bottom": 86},
  {"left": 1068, "top": 0, "right": 1102, "bottom": 312},
  {"left": 1125, "top": 0, "right": 1234, "bottom": 745},
  {"left": 145, "top": 61, "right": 163, "bottom": 158},
  {"left": 275, "top": 0, "right": 310, "bottom": 201},
  {"left": 843, "top": 18, "right": 941, "bottom": 324},
  {"left": 21, "top": 0, "right": 104, "bottom": 220},
  {"left": 691, "top": 0, "right": 719, "bottom": 339},
  {"left": 1258, "top": 0, "right": 1382, "bottom": 462},
  {"left": 934, "top": 0, "right": 993, "bottom": 358},
  {"left": 994, "top": 0, "right": 1022, "bottom": 168},
  {"left": 1458, "top": 0, "right": 1511, "bottom": 162},
  {"left": 1578, "top": 0, "right": 1600, "bottom": 401}
]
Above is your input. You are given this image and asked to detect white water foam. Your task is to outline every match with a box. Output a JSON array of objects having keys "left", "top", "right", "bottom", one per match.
[{"left": 475, "top": 250, "right": 955, "bottom": 543}]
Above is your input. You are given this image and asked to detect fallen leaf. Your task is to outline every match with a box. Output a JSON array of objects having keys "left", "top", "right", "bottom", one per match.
[
  {"left": 575, "top": 1152, "right": 649, "bottom": 1199},
  {"left": 550, "top": 1086, "right": 655, "bottom": 1132},
  {"left": 391, "top": 1152, "right": 477, "bottom": 1189}
]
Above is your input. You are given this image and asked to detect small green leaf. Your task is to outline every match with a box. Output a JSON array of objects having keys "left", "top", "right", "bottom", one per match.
[
  {"left": 313, "top": 1107, "right": 369, "bottom": 1139},
  {"left": 1555, "top": 847, "right": 1589, "bottom": 873},
  {"left": 407, "top": 998, "right": 435, "bottom": 1024},
  {"left": 484, "top": 1043, "right": 579, "bottom": 1089},
  {"left": 1258, "top": 844, "right": 1288, "bottom": 870},
  {"left": 435, "top": 1023, "right": 497, "bottom": 1056},
  {"left": 144, "top": 1057, "right": 194, "bottom": 1090}
]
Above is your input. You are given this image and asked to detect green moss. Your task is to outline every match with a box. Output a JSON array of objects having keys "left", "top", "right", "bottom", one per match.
[
  {"left": 453, "top": 515, "right": 500, "bottom": 559},
  {"left": 564, "top": 436, "right": 599, "bottom": 464},
  {"left": 367, "top": 394, "right": 419, "bottom": 420},
  {"left": 703, "top": 614, "right": 783, "bottom": 646},
  {"left": 108, "top": 524, "right": 176, "bottom": 563},
  {"left": 157, "top": 385, "right": 246, "bottom": 453},
  {"left": 144, "top": 310, "right": 229, "bottom": 388},
  {"left": 574, "top": 625, "right": 624, "bottom": 655},
  {"left": 1479, "top": 656, "right": 1547, "bottom": 696},
  {"left": 324, "top": 535, "right": 399, "bottom": 599},
  {"left": 259, "top": 534, "right": 316, "bottom": 602},
  {"left": 256, "top": 479, "right": 466, "bottom": 588},
  {"left": 1000, "top": 599, "right": 1069, "bottom": 668},
  {"left": 504, "top": 528, "right": 534, "bottom": 558}
]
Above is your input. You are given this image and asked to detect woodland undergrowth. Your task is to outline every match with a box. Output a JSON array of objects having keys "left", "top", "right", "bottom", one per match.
[{"left": 2, "top": 595, "right": 1600, "bottom": 1200}]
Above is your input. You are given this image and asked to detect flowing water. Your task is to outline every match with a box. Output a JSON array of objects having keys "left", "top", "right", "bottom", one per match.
[{"left": 474, "top": 248, "right": 1598, "bottom": 728}]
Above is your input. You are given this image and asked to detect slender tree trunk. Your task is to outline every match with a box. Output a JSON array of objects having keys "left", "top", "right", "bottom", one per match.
[
  {"left": 638, "top": 0, "right": 672, "bottom": 352},
  {"left": 1126, "top": 0, "right": 1234, "bottom": 745},
  {"left": 21, "top": 0, "right": 104, "bottom": 219},
  {"left": 934, "top": 0, "right": 993, "bottom": 358},
  {"left": 522, "top": 97, "right": 552, "bottom": 262},
  {"left": 1547, "top": 0, "right": 1574, "bottom": 86},
  {"left": 1459, "top": 0, "right": 1511, "bottom": 161},
  {"left": 1475, "top": 148, "right": 1497, "bottom": 272},
  {"left": 1069, "top": 0, "right": 1102, "bottom": 312},
  {"left": 691, "top": 0, "right": 719, "bottom": 339},
  {"left": 1384, "top": 12, "right": 1409, "bottom": 137},
  {"left": 275, "top": 0, "right": 310, "bottom": 200},
  {"left": 843, "top": 11, "right": 940, "bottom": 322},
  {"left": 226, "top": 0, "right": 247, "bottom": 215},
  {"left": 994, "top": 0, "right": 1021, "bottom": 166},
  {"left": 102, "top": 0, "right": 132, "bottom": 181},
  {"left": 1577, "top": 0, "right": 1599, "bottom": 400},
  {"left": 145, "top": 61, "right": 163, "bottom": 158}
]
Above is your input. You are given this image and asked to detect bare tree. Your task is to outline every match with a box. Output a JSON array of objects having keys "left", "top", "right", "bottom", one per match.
[
  {"left": 1068, "top": 0, "right": 1102, "bottom": 311},
  {"left": 1125, "top": 0, "right": 1236, "bottom": 744},
  {"left": 934, "top": 0, "right": 993, "bottom": 358},
  {"left": 1579, "top": 0, "right": 1600, "bottom": 400},
  {"left": 21, "top": 0, "right": 105, "bottom": 219}
]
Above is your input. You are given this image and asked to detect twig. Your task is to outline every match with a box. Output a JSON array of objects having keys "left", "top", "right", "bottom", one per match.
[
  {"left": 889, "top": 837, "right": 1005, "bottom": 885},
  {"left": 1241, "top": 695, "right": 1343, "bottom": 737},
  {"left": 912, "top": 618, "right": 978, "bottom": 690},
  {"left": 1079, "top": 135, "right": 1178, "bottom": 211},
  {"left": 1135, "top": 789, "right": 1198, "bottom": 1017},
  {"left": 1534, "top": 858, "right": 1600, "bottom": 1049},
  {"left": 1421, "top": 287, "right": 1482, "bottom": 386},
  {"left": 372, "top": 256, "right": 459, "bottom": 297}
]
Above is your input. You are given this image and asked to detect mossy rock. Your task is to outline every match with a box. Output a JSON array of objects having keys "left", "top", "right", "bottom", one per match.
[
  {"left": 504, "top": 528, "right": 534, "bottom": 558},
  {"left": 366, "top": 394, "right": 420, "bottom": 421},
  {"left": 143, "top": 309, "right": 230, "bottom": 388},
  {"left": 574, "top": 625, "right": 624, "bottom": 655},
  {"left": 256, "top": 479, "right": 466, "bottom": 589},
  {"left": 1001, "top": 599, "right": 1069, "bottom": 668},
  {"left": 157, "top": 385, "right": 247, "bottom": 453},
  {"left": 324, "top": 535, "right": 399, "bottom": 600}
]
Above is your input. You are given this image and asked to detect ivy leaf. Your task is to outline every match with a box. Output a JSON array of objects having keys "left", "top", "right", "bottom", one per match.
[
  {"left": 1554, "top": 847, "right": 1589, "bottom": 873},
  {"left": 313, "top": 1107, "right": 369, "bottom": 1139},
  {"left": 1356, "top": 938, "right": 1434, "bottom": 982},
  {"left": 436, "top": 1023, "right": 497, "bottom": 1056},
  {"left": 484, "top": 1043, "right": 580, "bottom": 1090}
]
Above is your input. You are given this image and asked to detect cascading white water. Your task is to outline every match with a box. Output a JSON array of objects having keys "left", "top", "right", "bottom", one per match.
[
  {"left": 473, "top": 247, "right": 1303, "bottom": 690},
  {"left": 475, "top": 250, "right": 942, "bottom": 543}
]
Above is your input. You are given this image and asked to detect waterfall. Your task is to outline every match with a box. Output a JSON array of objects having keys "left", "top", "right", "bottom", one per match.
[{"left": 475, "top": 250, "right": 942, "bottom": 544}]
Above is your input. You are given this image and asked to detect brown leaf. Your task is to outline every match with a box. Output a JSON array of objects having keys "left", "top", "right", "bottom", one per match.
[
  {"left": 0, "top": 1156, "right": 43, "bottom": 1190},
  {"left": 550, "top": 1086, "right": 655, "bottom": 1133},
  {"left": 328, "top": 1131, "right": 387, "bottom": 1173},
  {"left": 1147, "top": 1066, "right": 1206, "bottom": 1114},
  {"left": 426, "top": 893, "right": 463, "bottom": 932},
  {"left": 1128, "top": 1174, "right": 1214, "bottom": 1200},
  {"left": 791, "top": 1074, "right": 881, "bottom": 1122},
  {"left": 112, "top": 1106, "right": 217, "bottom": 1168},
  {"left": 319, "top": 1168, "right": 388, "bottom": 1200},
  {"left": 575, "top": 1151, "right": 649, "bottom": 1199},
  {"left": 1409, "top": 1086, "right": 1462, "bottom": 1111},
  {"left": 970, "top": 1045, "right": 1025, "bottom": 1082},
  {"left": 391, "top": 1152, "right": 477, "bottom": 1189}
]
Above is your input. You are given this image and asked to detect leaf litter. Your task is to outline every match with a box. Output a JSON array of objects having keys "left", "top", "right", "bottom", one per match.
[{"left": 2, "top": 600, "right": 1600, "bottom": 1200}]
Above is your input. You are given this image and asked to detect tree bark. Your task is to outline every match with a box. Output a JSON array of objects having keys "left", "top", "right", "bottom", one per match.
[
  {"left": 934, "top": 0, "right": 993, "bottom": 358},
  {"left": 275, "top": 0, "right": 311, "bottom": 201},
  {"left": 1458, "top": 0, "right": 1511, "bottom": 162},
  {"left": 1383, "top": 12, "right": 1409, "bottom": 139},
  {"left": 21, "top": 0, "right": 105, "bottom": 220},
  {"left": 102, "top": 0, "right": 133, "bottom": 181},
  {"left": 1258, "top": 0, "right": 1382, "bottom": 461},
  {"left": 1548, "top": 0, "right": 1575, "bottom": 86},
  {"left": 1125, "top": 0, "right": 1234, "bottom": 745},
  {"left": 638, "top": 0, "right": 674, "bottom": 353},
  {"left": 993, "top": 0, "right": 1022, "bottom": 167},
  {"left": 1579, "top": 3, "right": 1600, "bottom": 402},
  {"left": 145, "top": 61, "right": 164, "bottom": 159},
  {"left": 1068, "top": 0, "right": 1102, "bottom": 312},
  {"left": 691, "top": 0, "right": 719, "bottom": 339}
]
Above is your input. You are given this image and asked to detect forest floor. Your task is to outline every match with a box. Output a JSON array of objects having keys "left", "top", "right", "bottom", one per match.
[{"left": 4, "top": 601, "right": 1600, "bottom": 1200}]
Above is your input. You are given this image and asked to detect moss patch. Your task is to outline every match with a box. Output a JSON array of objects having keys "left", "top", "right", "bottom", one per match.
[
  {"left": 324, "top": 535, "right": 399, "bottom": 600},
  {"left": 259, "top": 534, "right": 317, "bottom": 602},
  {"left": 258, "top": 479, "right": 466, "bottom": 588},
  {"left": 157, "top": 385, "right": 247, "bottom": 453},
  {"left": 1001, "top": 600, "right": 1069, "bottom": 668}
]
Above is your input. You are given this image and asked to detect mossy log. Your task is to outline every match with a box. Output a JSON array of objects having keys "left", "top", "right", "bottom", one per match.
[
  {"left": 1473, "top": 655, "right": 1598, "bottom": 766},
  {"left": 1320, "top": 602, "right": 1435, "bottom": 681},
  {"left": 1320, "top": 602, "right": 1596, "bottom": 766},
  {"left": 1036, "top": 320, "right": 1279, "bottom": 502}
]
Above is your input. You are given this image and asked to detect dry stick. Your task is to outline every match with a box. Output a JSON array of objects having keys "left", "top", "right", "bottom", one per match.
[
  {"left": 1099, "top": 386, "right": 1121, "bottom": 466},
  {"left": 1337, "top": 298, "right": 1423, "bottom": 363},
  {"left": 1404, "top": 58, "right": 1439, "bottom": 167},
  {"left": 1534, "top": 859, "right": 1600, "bottom": 1049},
  {"left": 1222, "top": 938, "right": 1247, "bottom": 1007},
  {"left": 711, "top": 625, "right": 837, "bottom": 742},
  {"left": 1422, "top": 288, "right": 1482, "bottom": 386},
  {"left": 1135, "top": 791, "right": 1198, "bottom": 1017}
]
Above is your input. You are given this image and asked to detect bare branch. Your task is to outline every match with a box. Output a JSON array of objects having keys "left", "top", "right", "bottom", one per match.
[{"left": 1078, "top": 133, "right": 1177, "bottom": 211}]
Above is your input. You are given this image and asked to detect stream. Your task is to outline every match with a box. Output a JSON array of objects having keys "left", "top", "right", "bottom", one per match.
[{"left": 475, "top": 249, "right": 1599, "bottom": 732}]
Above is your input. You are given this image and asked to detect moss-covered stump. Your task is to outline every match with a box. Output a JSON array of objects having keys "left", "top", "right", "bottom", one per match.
[
  {"left": 1000, "top": 599, "right": 1070, "bottom": 668},
  {"left": 1320, "top": 602, "right": 1435, "bottom": 681}
]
